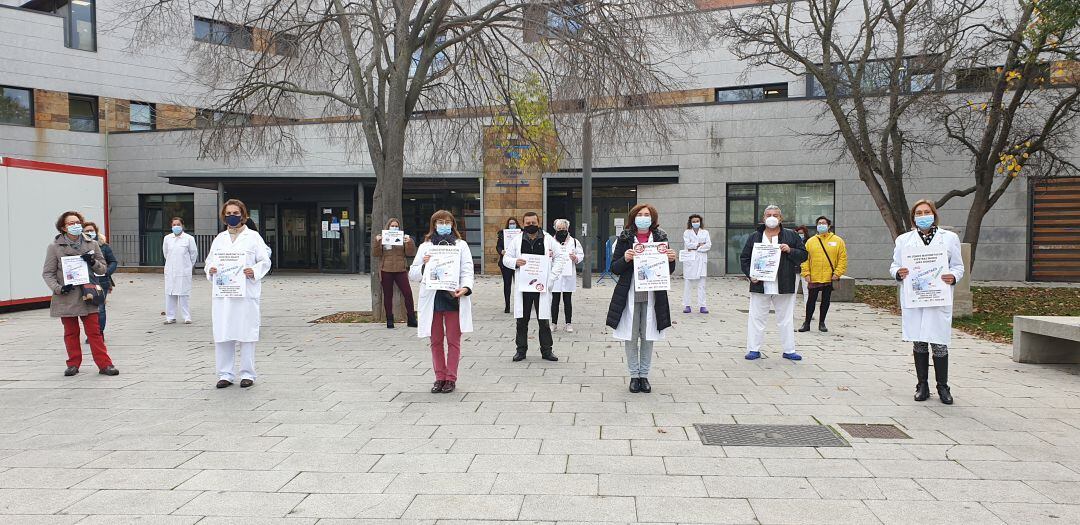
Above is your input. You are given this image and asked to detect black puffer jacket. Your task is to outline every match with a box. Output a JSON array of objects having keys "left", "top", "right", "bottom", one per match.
[
  {"left": 739, "top": 224, "right": 808, "bottom": 294},
  {"left": 605, "top": 227, "right": 676, "bottom": 331}
]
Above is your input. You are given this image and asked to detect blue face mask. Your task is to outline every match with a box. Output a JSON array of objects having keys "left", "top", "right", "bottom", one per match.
[
  {"left": 691, "top": 222, "right": 700, "bottom": 230},
  {"left": 172, "top": 225, "right": 183, "bottom": 235},
  {"left": 914, "top": 215, "right": 935, "bottom": 230},
  {"left": 816, "top": 224, "right": 829, "bottom": 234},
  {"left": 436, "top": 224, "right": 452, "bottom": 236},
  {"left": 225, "top": 215, "right": 243, "bottom": 227},
  {"left": 66, "top": 224, "right": 83, "bottom": 236},
  {"left": 508, "top": 224, "right": 518, "bottom": 230},
  {"left": 635, "top": 216, "right": 652, "bottom": 230},
  {"left": 86, "top": 231, "right": 97, "bottom": 240},
  {"left": 389, "top": 226, "right": 400, "bottom": 232}
]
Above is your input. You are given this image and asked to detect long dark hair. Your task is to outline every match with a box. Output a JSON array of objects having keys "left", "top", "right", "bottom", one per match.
[
  {"left": 686, "top": 214, "right": 703, "bottom": 230},
  {"left": 425, "top": 209, "right": 462, "bottom": 242}
]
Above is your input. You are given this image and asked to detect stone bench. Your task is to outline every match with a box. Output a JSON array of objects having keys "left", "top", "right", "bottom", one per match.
[{"left": 1013, "top": 316, "right": 1080, "bottom": 364}]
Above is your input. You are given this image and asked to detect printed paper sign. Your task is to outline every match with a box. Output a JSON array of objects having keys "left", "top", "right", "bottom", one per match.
[
  {"left": 679, "top": 250, "right": 694, "bottom": 262},
  {"left": 634, "top": 242, "right": 671, "bottom": 292},
  {"left": 503, "top": 229, "right": 522, "bottom": 251},
  {"left": 423, "top": 245, "right": 461, "bottom": 291},
  {"left": 902, "top": 245, "right": 953, "bottom": 309},
  {"left": 382, "top": 230, "right": 404, "bottom": 246},
  {"left": 212, "top": 250, "right": 246, "bottom": 298},
  {"left": 61, "top": 256, "right": 90, "bottom": 286},
  {"left": 749, "top": 243, "right": 781, "bottom": 282},
  {"left": 517, "top": 253, "right": 551, "bottom": 293}
]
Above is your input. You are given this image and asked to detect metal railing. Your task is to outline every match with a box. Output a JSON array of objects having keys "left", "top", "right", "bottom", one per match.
[{"left": 110, "top": 233, "right": 216, "bottom": 267}]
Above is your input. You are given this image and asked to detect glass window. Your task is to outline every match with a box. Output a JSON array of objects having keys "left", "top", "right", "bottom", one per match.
[
  {"left": 68, "top": 94, "right": 98, "bottom": 132},
  {"left": 68, "top": 0, "right": 96, "bottom": 51},
  {"left": 716, "top": 83, "right": 788, "bottom": 103},
  {"left": 0, "top": 86, "right": 33, "bottom": 127},
  {"left": 725, "top": 181, "right": 835, "bottom": 273},
  {"left": 193, "top": 16, "right": 253, "bottom": 49},
  {"left": 129, "top": 102, "right": 155, "bottom": 131},
  {"left": 139, "top": 194, "right": 195, "bottom": 265}
]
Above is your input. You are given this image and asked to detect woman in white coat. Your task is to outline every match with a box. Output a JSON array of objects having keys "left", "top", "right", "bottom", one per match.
[
  {"left": 409, "top": 210, "right": 474, "bottom": 394},
  {"left": 205, "top": 199, "right": 272, "bottom": 389},
  {"left": 550, "top": 219, "right": 584, "bottom": 333},
  {"left": 681, "top": 214, "right": 712, "bottom": 314},
  {"left": 890, "top": 199, "right": 964, "bottom": 405},
  {"left": 163, "top": 217, "right": 198, "bottom": 324}
]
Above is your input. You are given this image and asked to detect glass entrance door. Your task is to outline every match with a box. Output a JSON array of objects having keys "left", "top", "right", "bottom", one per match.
[
  {"left": 319, "top": 205, "right": 353, "bottom": 272},
  {"left": 280, "top": 205, "right": 317, "bottom": 269}
]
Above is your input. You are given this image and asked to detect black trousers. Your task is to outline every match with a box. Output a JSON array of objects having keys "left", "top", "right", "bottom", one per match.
[
  {"left": 516, "top": 292, "right": 552, "bottom": 353},
  {"left": 551, "top": 292, "right": 573, "bottom": 324},
  {"left": 805, "top": 284, "right": 833, "bottom": 323},
  {"left": 500, "top": 265, "right": 515, "bottom": 310}
]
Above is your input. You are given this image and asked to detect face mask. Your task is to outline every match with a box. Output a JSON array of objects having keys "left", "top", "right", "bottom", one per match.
[
  {"left": 635, "top": 216, "right": 652, "bottom": 230},
  {"left": 508, "top": 224, "right": 518, "bottom": 230},
  {"left": 389, "top": 226, "right": 400, "bottom": 232},
  {"left": 86, "top": 231, "right": 97, "bottom": 240},
  {"left": 914, "top": 215, "right": 935, "bottom": 230},
  {"left": 225, "top": 215, "right": 243, "bottom": 227},
  {"left": 66, "top": 224, "right": 83, "bottom": 236},
  {"left": 817, "top": 224, "right": 829, "bottom": 234},
  {"left": 691, "top": 222, "right": 700, "bottom": 229},
  {"left": 555, "top": 230, "right": 569, "bottom": 242},
  {"left": 798, "top": 234, "right": 805, "bottom": 240},
  {"left": 524, "top": 225, "right": 540, "bottom": 234},
  {"left": 436, "top": 224, "right": 452, "bottom": 236},
  {"left": 172, "top": 226, "right": 183, "bottom": 235},
  {"left": 764, "top": 217, "right": 780, "bottom": 229}
]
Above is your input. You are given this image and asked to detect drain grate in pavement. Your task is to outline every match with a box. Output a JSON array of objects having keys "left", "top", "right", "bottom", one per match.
[
  {"left": 838, "top": 423, "right": 912, "bottom": 439},
  {"left": 693, "top": 424, "right": 850, "bottom": 447}
]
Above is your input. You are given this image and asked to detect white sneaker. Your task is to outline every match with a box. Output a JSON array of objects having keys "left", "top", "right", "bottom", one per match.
[
  {"left": 183, "top": 320, "right": 192, "bottom": 324},
  {"left": 164, "top": 319, "right": 176, "bottom": 325},
  {"left": 565, "top": 324, "right": 574, "bottom": 333},
  {"left": 551, "top": 323, "right": 559, "bottom": 332}
]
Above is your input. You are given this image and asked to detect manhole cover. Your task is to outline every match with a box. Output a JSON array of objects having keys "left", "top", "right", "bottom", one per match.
[
  {"left": 838, "top": 423, "right": 911, "bottom": 439},
  {"left": 693, "top": 424, "right": 849, "bottom": 447}
]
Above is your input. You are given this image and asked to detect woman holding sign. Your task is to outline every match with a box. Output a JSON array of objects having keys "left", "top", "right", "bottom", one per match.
[
  {"left": 605, "top": 204, "right": 676, "bottom": 393},
  {"left": 205, "top": 199, "right": 272, "bottom": 389},
  {"left": 373, "top": 217, "right": 418, "bottom": 329},
  {"left": 42, "top": 211, "right": 119, "bottom": 377},
  {"left": 890, "top": 200, "right": 964, "bottom": 405},
  {"left": 550, "top": 219, "right": 583, "bottom": 333},
  {"left": 410, "top": 210, "right": 474, "bottom": 394},
  {"left": 496, "top": 217, "right": 520, "bottom": 314}
]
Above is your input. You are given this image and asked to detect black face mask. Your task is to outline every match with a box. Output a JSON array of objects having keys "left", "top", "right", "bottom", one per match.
[
  {"left": 524, "top": 225, "right": 540, "bottom": 234},
  {"left": 555, "top": 231, "right": 569, "bottom": 242}
]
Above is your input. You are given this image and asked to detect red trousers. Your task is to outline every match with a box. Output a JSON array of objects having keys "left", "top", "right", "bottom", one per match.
[
  {"left": 62, "top": 314, "right": 113, "bottom": 369},
  {"left": 430, "top": 311, "right": 461, "bottom": 381},
  {"left": 380, "top": 271, "right": 416, "bottom": 318}
]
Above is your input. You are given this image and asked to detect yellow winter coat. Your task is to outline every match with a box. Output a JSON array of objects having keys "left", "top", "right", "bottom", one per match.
[{"left": 801, "top": 232, "right": 848, "bottom": 284}]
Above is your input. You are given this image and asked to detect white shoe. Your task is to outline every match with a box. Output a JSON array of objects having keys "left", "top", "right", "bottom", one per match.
[
  {"left": 551, "top": 324, "right": 559, "bottom": 332},
  {"left": 565, "top": 324, "right": 574, "bottom": 333},
  {"left": 183, "top": 320, "right": 192, "bottom": 324},
  {"left": 164, "top": 319, "right": 176, "bottom": 325}
]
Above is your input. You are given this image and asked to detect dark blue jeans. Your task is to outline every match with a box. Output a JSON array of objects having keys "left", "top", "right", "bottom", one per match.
[{"left": 98, "top": 288, "right": 109, "bottom": 333}]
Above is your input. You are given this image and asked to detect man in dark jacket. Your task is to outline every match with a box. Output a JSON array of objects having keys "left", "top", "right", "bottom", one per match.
[{"left": 739, "top": 205, "right": 808, "bottom": 361}]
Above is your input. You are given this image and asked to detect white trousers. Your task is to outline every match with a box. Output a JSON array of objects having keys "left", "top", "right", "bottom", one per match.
[
  {"left": 795, "top": 275, "right": 809, "bottom": 305},
  {"left": 215, "top": 341, "right": 257, "bottom": 382},
  {"left": 165, "top": 294, "right": 191, "bottom": 322},
  {"left": 747, "top": 292, "right": 797, "bottom": 354},
  {"left": 682, "top": 278, "right": 707, "bottom": 307}
]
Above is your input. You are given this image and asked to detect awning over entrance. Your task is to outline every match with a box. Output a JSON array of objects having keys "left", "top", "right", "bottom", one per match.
[
  {"left": 543, "top": 165, "right": 680, "bottom": 187},
  {"left": 158, "top": 170, "right": 481, "bottom": 190}
]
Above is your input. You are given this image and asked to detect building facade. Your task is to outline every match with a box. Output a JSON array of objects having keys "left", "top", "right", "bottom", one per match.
[{"left": 2, "top": 0, "right": 1076, "bottom": 281}]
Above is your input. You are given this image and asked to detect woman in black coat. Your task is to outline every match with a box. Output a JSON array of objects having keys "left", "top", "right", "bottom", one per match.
[
  {"left": 605, "top": 203, "right": 677, "bottom": 394},
  {"left": 495, "top": 217, "right": 519, "bottom": 314}
]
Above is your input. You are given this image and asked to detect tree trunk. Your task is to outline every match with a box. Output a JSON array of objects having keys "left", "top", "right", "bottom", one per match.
[
  {"left": 368, "top": 123, "right": 408, "bottom": 323},
  {"left": 961, "top": 183, "right": 991, "bottom": 277}
]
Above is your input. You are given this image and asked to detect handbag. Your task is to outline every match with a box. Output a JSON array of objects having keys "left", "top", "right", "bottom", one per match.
[
  {"left": 807, "top": 236, "right": 836, "bottom": 289},
  {"left": 81, "top": 284, "right": 106, "bottom": 306}
]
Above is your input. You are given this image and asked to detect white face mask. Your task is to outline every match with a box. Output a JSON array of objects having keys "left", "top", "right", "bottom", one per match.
[{"left": 764, "top": 216, "right": 780, "bottom": 229}]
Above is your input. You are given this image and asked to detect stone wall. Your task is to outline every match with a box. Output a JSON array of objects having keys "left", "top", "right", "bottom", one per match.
[{"left": 481, "top": 127, "right": 546, "bottom": 274}]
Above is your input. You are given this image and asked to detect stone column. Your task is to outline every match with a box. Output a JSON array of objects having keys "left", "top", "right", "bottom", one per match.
[{"left": 481, "top": 127, "right": 547, "bottom": 274}]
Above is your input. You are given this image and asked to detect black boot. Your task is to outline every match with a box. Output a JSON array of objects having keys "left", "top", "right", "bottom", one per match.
[
  {"left": 934, "top": 354, "right": 953, "bottom": 405},
  {"left": 818, "top": 321, "right": 828, "bottom": 333},
  {"left": 797, "top": 320, "right": 811, "bottom": 332},
  {"left": 914, "top": 351, "right": 930, "bottom": 401},
  {"left": 386, "top": 315, "right": 395, "bottom": 329},
  {"left": 406, "top": 313, "right": 418, "bottom": 328}
]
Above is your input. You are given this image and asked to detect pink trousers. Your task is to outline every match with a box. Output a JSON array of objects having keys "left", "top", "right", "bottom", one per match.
[{"left": 431, "top": 311, "right": 462, "bottom": 381}]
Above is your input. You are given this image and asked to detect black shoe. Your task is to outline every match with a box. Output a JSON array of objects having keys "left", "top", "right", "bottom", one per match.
[
  {"left": 441, "top": 380, "right": 456, "bottom": 393},
  {"left": 240, "top": 379, "right": 254, "bottom": 388},
  {"left": 386, "top": 315, "right": 395, "bottom": 329},
  {"left": 937, "top": 384, "right": 953, "bottom": 405},
  {"left": 818, "top": 322, "right": 828, "bottom": 333},
  {"left": 504, "top": 306, "right": 511, "bottom": 314},
  {"left": 541, "top": 350, "right": 559, "bottom": 362},
  {"left": 406, "top": 314, "right": 418, "bottom": 328},
  {"left": 629, "top": 377, "right": 641, "bottom": 393},
  {"left": 797, "top": 321, "right": 811, "bottom": 332},
  {"left": 914, "top": 382, "right": 930, "bottom": 401},
  {"left": 64, "top": 366, "right": 79, "bottom": 377},
  {"left": 512, "top": 352, "right": 526, "bottom": 362},
  {"left": 99, "top": 366, "right": 119, "bottom": 376},
  {"left": 639, "top": 378, "right": 652, "bottom": 393},
  {"left": 431, "top": 380, "right": 445, "bottom": 393},
  {"left": 216, "top": 379, "right": 233, "bottom": 389}
]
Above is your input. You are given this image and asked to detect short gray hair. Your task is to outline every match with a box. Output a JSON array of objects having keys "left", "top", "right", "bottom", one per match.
[
  {"left": 553, "top": 218, "right": 570, "bottom": 230},
  {"left": 763, "top": 205, "right": 782, "bottom": 216}
]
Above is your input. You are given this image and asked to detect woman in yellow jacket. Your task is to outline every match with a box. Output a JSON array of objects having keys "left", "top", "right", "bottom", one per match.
[{"left": 799, "top": 216, "right": 847, "bottom": 332}]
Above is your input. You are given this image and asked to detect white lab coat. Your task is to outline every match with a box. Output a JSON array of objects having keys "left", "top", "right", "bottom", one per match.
[
  {"left": 163, "top": 232, "right": 198, "bottom": 296},
  {"left": 612, "top": 231, "right": 668, "bottom": 342},
  {"left": 503, "top": 232, "right": 556, "bottom": 319},
  {"left": 409, "top": 239, "right": 475, "bottom": 339},
  {"left": 890, "top": 228, "right": 965, "bottom": 346},
  {"left": 204, "top": 228, "right": 272, "bottom": 343},
  {"left": 551, "top": 236, "right": 584, "bottom": 293},
  {"left": 682, "top": 228, "right": 712, "bottom": 279}
]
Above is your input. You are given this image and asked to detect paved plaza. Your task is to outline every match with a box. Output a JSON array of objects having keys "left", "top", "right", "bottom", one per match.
[{"left": 0, "top": 273, "right": 1078, "bottom": 524}]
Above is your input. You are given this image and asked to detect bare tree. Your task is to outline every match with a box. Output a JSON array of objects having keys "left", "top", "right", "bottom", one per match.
[
  {"left": 936, "top": 0, "right": 1080, "bottom": 261},
  {"left": 116, "top": 0, "right": 705, "bottom": 319}
]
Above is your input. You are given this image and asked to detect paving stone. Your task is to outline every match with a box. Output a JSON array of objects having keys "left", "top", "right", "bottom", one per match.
[
  {"left": 73, "top": 468, "right": 198, "bottom": 490},
  {"left": 865, "top": 500, "right": 1004, "bottom": 524},
  {"left": 402, "top": 494, "right": 523, "bottom": 520},
  {"left": 598, "top": 473, "right": 708, "bottom": 497},
  {"left": 749, "top": 499, "right": 881, "bottom": 524},
  {"left": 490, "top": 473, "right": 598, "bottom": 496},
  {"left": 916, "top": 478, "right": 1054, "bottom": 503},
  {"left": 703, "top": 475, "right": 818, "bottom": 499},
  {"left": 62, "top": 489, "right": 200, "bottom": 515},
  {"left": 635, "top": 496, "right": 756, "bottom": 524},
  {"left": 0, "top": 488, "right": 95, "bottom": 514},
  {"left": 519, "top": 494, "right": 636, "bottom": 522},
  {"left": 289, "top": 493, "right": 415, "bottom": 519},
  {"left": 174, "top": 491, "right": 307, "bottom": 517}
]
